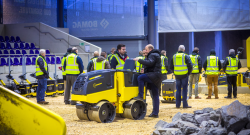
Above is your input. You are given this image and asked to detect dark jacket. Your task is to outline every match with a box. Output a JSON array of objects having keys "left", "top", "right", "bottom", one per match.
[
  {"left": 203, "top": 52, "right": 222, "bottom": 73},
  {"left": 90, "top": 56, "right": 111, "bottom": 71},
  {"left": 138, "top": 49, "right": 162, "bottom": 89},
  {"left": 63, "top": 52, "right": 84, "bottom": 76},
  {"left": 87, "top": 56, "right": 98, "bottom": 72},
  {"left": 190, "top": 51, "right": 202, "bottom": 74},
  {"left": 161, "top": 55, "right": 168, "bottom": 74},
  {"left": 170, "top": 51, "right": 193, "bottom": 79},
  {"left": 111, "top": 50, "right": 129, "bottom": 69},
  {"left": 36, "top": 55, "right": 49, "bottom": 79},
  {"left": 223, "top": 53, "right": 242, "bottom": 76}
]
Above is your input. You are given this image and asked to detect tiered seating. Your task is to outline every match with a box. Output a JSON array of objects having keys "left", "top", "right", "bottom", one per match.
[
  {"left": 10, "top": 36, "right": 15, "bottom": 43},
  {"left": 5, "top": 36, "right": 10, "bottom": 42},
  {"left": 0, "top": 36, "right": 4, "bottom": 42}
]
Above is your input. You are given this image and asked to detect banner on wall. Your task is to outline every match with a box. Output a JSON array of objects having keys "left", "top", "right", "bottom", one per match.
[
  {"left": 158, "top": 0, "right": 250, "bottom": 32},
  {"left": 3, "top": 0, "right": 57, "bottom": 27},
  {"left": 67, "top": 0, "right": 144, "bottom": 37}
]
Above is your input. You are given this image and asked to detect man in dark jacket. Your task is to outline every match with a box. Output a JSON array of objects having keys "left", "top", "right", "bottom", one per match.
[
  {"left": 188, "top": 47, "right": 202, "bottom": 99},
  {"left": 87, "top": 51, "right": 99, "bottom": 72},
  {"left": 111, "top": 44, "right": 129, "bottom": 69},
  {"left": 170, "top": 45, "right": 193, "bottom": 108},
  {"left": 203, "top": 49, "right": 221, "bottom": 99},
  {"left": 63, "top": 47, "right": 84, "bottom": 105},
  {"left": 134, "top": 44, "right": 162, "bottom": 118},
  {"left": 36, "top": 49, "right": 49, "bottom": 104},
  {"left": 223, "top": 49, "right": 242, "bottom": 99}
]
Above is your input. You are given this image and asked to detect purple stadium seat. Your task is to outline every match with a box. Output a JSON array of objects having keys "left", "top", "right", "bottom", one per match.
[
  {"left": 25, "top": 43, "right": 30, "bottom": 49},
  {"left": 0, "top": 50, "right": 2, "bottom": 55},
  {"left": 3, "top": 50, "right": 8, "bottom": 57},
  {"left": 32, "top": 57, "right": 36, "bottom": 65},
  {"left": 30, "top": 43, "right": 37, "bottom": 49},
  {"left": 0, "top": 36, "right": 4, "bottom": 42},
  {"left": 26, "top": 57, "right": 32, "bottom": 65},
  {"left": 15, "top": 50, "right": 21, "bottom": 57},
  {"left": 19, "top": 58, "right": 23, "bottom": 65},
  {"left": 14, "top": 43, "right": 19, "bottom": 49},
  {"left": 46, "top": 57, "right": 51, "bottom": 64},
  {"left": 22, "top": 50, "right": 27, "bottom": 55},
  {"left": 0, "top": 58, "right": 7, "bottom": 66},
  {"left": 56, "top": 57, "right": 61, "bottom": 64},
  {"left": 0, "top": 43, "right": 5, "bottom": 49},
  {"left": 51, "top": 57, "right": 55, "bottom": 64},
  {"left": 20, "top": 43, "right": 25, "bottom": 49},
  {"left": 5, "top": 36, "right": 9, "bottom": 42},
  {"left": 46, "top": 50, "right": 50, "bottom": 54},
  {"left": 35, "top": 49, "right": 39, "bottom": 54},
  {"left": 6, "top": 58, "right": 14, "bottom": 66},
  {"left": 13, "top": 58, "right": 19, "bottom": 65},
  {"left": 10, "top": 36, "right": 15, "bottom": 43},
  {"left": 6, "top": 42, "right": 12, "bottom": 49},
  {"left": 10, "top": 50, "right": 15, "bottom": 57},
  {"left": 16, "top": 36, "right": 22, "bottom": 43}
]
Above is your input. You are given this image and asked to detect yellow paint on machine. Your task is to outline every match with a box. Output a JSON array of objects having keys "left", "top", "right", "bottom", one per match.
[
  {"left": 247, "top": 37, "right": 250, "bottom": 70},
  {"left": 0, "top": 85, "right": 66, "bottom": 135}
]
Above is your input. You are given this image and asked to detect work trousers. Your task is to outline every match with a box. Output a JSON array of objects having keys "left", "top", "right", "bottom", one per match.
[
  {"left": 37, "top": 78, "right": 47, "bottom": 102},
  {"left": 176, "top": 76, "right": 189, "bottom": 108},
  {"left": 227, "top": 75, "right": 237, "bottom": 98},
  {"left": 64, "top": 75, "right": 78, "bottom": 102},
  {"left": 207, "top": 75, "right": 218, "bottom": 98},
  {"left": 188, "top": 74, "right": 199, "bottom": 97},
  {"left": 138, "top": 74, "right": 159, "bottom": 115}
]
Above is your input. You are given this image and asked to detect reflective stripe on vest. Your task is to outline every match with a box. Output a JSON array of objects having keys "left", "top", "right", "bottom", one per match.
[
  {"left": 225, "top": 57, "right": 238, "bottom": 75},
  {"left": 161, "top": 56, "right": 167, "bottom": 74},
  {"left": 35, "top": 56, "right": 48, "bottom": 76},
  {"left": 93, "top": 59, "right": 106, "bottom": 70},
  {"left": 206, "top": 56, "right": 219, "bottom": 75},
  {"left": 107, "top": 54, "right": 113, "bottom": 63},
  {"left": 65, "top": 53, "right": 80, "bottom": 75},
  {"left": 135, "top": 56, "right": 144, "bottom": 72},
  {"left": 61, "top": 56, "right": 66, "bottom": 76},
  {"left": 189, "top": 55, "right": 199, "bottom": 73},
  {"left": 173, "top": 53, "right": 188, "bottom": 75},
  {"left": 114, "top": 54, "right": 128, "bottom": 70}
]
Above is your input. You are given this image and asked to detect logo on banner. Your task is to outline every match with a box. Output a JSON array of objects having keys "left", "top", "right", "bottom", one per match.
[{"left": 100, "top": 19, "right": 109, "bottom": 29}]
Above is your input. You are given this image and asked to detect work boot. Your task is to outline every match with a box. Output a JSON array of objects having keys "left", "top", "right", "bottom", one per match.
[
  {"left": 37, "top": 101, "right": 49, "bottom": 104},
  {"left": 189, "top": 96, "right": 192, "bottom": 99},
  {"left": 183, "top": 106, "right": 192, "bottom": 108},
  {"left": 234, "top": 96, "right": 237, "bottom": 99},
  {"left": 148, "top": 113, "right": 159, "bottom": 118},
  {"left": 134, "top": 96, "right": 143, "bottom": 101},
  {"left": 65, "top": 101, "right": 70, "bottom": 105},
  {"left": 70, "top": 101, "right": 77, "bottom": 105},
  {"left": 195, "top": 96, "right": 201, "bottom": 99},
  {"left": 224, "top": 96, "right": 232, "bottom": 99},
  {"left": 215, "top": 97, "right": 219, "bottom": 99},
  {"left": 206, "top": 96, "right": 211, "bottom": 99}
]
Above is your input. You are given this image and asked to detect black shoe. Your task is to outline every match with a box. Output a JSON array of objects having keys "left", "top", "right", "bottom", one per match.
[
  {"left": 224, "top": 96, "right": 232, "bottom": 99},
  {"left": 70, "top": 101, "right": 77, "bottom": 105},
  {"left": 148, "top": 113, "right": 159, "bottom": 118},
  {"left": 176, "top": 106, "right": 180, "bottom": 108},
  {"left": 134, "top": 96, "right": 143, "bottom": 101},
  {"left": 65, "top": 101, "right": 70, "bottom": 105},
  {"left": 146, "top": 94, "right": 149, "bottom": 96},
  {"left": 234, "top": 96, "right": 237, "bottom": 99},
  {"left": 183, "top": 106, "right": 192, "bottom": 108}
]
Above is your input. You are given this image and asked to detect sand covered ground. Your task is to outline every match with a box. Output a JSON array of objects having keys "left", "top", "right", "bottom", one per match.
[{"left": 29, "top": 93, "right": 250, "bottom": 135}]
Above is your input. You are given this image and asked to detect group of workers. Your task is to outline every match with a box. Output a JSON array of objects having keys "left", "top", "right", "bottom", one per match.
[{"left": 34, "top": 44, "right": 242, "bottom": 119}]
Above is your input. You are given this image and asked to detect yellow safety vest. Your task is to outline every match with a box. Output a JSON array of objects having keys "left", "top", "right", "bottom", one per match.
[
  {"left": 173, "top": 53, "right": 188, "bottom": 75},
  {"left": 225, "top": 57, "right": 238, "bottom": 75},
  {"left": 107, "top": 54, "right": 113, "bottom": 63},
  {"left": 135, "top": 56, "right": 144, "bottom": 73},
  {"left": 206, "top": 56, "right": 219, "bottom": 75},
  {"left": 35, "top": 56, "right": 48, "bottom": 76},
  {"left": 161, "top": 56, "right": 168, "bottom": 74},
  {"left": 113, "top": 54, "right": 129, "bottom": 70},
  {"left": 93, "top": 59, "right": 106, "bottom": 70},
  {"left": 65, "top": 53, "right": 80, "bottom": 75},
  {"left": 61, "top": 56, "right": 66, "bottom": 76},
  {"left": 189, "top": 55, "right": 199, "bottom": 73}
]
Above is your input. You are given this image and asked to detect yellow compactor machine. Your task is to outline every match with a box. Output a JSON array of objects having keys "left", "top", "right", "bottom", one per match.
[{"left": 71, "top": 69, "right": 147, "bottom": 123}]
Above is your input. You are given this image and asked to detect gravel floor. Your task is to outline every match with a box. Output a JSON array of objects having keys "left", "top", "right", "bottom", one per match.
[{"left": 29, "top": 93, "right": 250, "bottom": 135}]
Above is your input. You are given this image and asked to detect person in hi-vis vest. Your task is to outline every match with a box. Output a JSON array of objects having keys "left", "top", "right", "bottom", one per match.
[
  {"left": 203, "top": 49, "right": 221, "bottom": 99},
  {"left": 170, "top": 45, "right": 193, "bottom": 108},
  {"left": 35, "top": 49, "right": 49, "bottom": 104},
  {"left": 223, "top": 49, "right": 242, "bottom": 99},
  {"left": 61, "top": 48, "right": 72, "bottom": 94},
  {"left": 107, "top": 48, "right": 116, "bottom": 64},
  {"left": 135, "top": 51, "right": 145, "bottom": 73},
  {"left": 110, "top": 44, "right": 129, "bottom": 69},
  {"left": 87, "top": 51, "right": 99, "bottom": 72},
  {"left": 63, "top": 47, "right": 84, "bottom": 105},
  {"left": 91, "top": 51, "right": 111, "bottom": 71},
  {"left": 188, "top": 47, "right": 202, "bottom": 99},
  {"left": 159, "top": 50, "right": 168, "bottom": 96}
]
